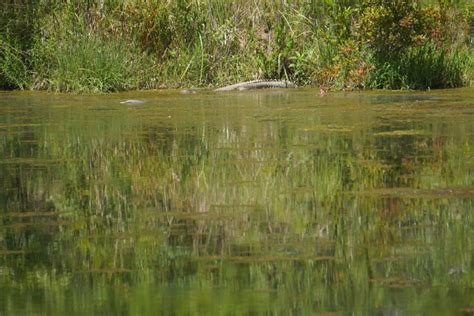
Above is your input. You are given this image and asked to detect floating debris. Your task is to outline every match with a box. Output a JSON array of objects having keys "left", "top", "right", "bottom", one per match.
[
  {"left": 180, "top": 89, "right": 198, "bottom": 94},
  {"left": 298, "top": 125, "right": 353, "bottom": 133},
  {"left": 120, "top": 99, "right": 145, "bottom": 104},
  {"left": 448, "top": 266, "right": 466, "bottom": 276},
  {"left": 460, "top": 307, "right": 474, "bottom": 314}
]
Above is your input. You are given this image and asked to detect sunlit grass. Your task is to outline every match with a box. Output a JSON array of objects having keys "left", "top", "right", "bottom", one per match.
[{"left": 1, "top": 0, "right": 472, "bottom": 91}]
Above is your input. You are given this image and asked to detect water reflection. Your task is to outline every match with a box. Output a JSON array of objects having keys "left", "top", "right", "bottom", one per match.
[{"left": 0, "top": 89, "right": 473, "bottom": 315}]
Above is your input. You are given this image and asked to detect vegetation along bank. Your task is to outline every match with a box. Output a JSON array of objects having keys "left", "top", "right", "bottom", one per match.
[{"left": 1, "top": 0, "right": 473, "bottom": 93}]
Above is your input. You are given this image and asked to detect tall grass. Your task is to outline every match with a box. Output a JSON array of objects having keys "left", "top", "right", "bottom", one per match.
[
  {"left": 31, "top": 35, "right": 155, "bottom": 92},
  {"left": 0, "top": 38, "right": 30, "bottom": 89},
  {"left": 368, "top": 42, "right": 470, "bottom": 90},
  {"left": 0, "top": 0, "right": 472, "bottom": 92}
]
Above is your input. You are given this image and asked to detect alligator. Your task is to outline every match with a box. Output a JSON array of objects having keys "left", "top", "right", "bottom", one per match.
[
  {"left": 121, "top": 80, "right": 297, "bottom": 103},
  {"left": 214, "top": 80, "right": 297, "bottom": 92}
]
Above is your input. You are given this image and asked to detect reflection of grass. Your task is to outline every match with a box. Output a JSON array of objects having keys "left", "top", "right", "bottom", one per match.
[
  {"left": 298, "top": 125, "right": 354, "bottom": 133},
  {"left": 0, "top": 96, "right": 473, "bottom": 314},
  {"left": 374, "top": 130, "right": 428, "bottom": 137},
  {"left": 356, "top": 187, "right": 474, "bottom": 198}
]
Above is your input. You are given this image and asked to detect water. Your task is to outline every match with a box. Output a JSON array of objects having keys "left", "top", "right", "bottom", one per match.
[{"left": 0, "top": 88, "right": 473, "bottom": 315}]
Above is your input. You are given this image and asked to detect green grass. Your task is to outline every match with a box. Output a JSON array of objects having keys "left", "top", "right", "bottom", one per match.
[
  {"left": 0, "top": 38, "right": 30, "bottom": 89},
  {"left": 0, "top": 0, "right": 472, "bottom": 92},
  {"left": 368, "top": 42, "right": 470, "bottom": 90},
  {"left": 31, "top": 34, "right": 155, "bottom": 92}
]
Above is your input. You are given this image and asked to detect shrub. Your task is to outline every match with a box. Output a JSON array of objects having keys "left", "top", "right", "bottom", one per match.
[{"left": 356, "top": 0, "right": 471, "bottom": 89}]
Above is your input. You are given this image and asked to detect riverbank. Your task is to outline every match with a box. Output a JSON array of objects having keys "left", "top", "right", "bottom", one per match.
[{"left": 1, "top": 1, "right": 473, "bottom": 93}]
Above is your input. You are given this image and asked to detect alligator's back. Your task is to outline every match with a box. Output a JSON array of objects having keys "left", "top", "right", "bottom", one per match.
[{"left": 214, "top": 80, "right": 297, "bottom": 92}]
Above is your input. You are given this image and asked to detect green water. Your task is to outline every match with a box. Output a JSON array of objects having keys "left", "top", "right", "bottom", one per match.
[{"left": 0, "top": 88, "right": 473, "bottom": 315}]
